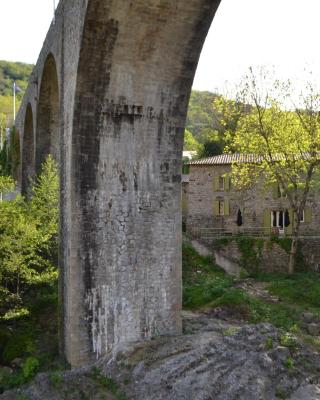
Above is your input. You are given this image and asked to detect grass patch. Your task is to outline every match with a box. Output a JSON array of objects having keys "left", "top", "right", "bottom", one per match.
[
  {"left": 182, "top": 242, "right": 234, "bottom": 308},
  {"left": 182, "top": 243, "right": 306, "bottom": 331},
  {"left": 210, "top": 288, "right": 297, "bottom": 330},
  {"left": 253, "top": 272, "right": 320, "bottom": 311},
  {"left": 91, "top": 367, "right": 127, "bottom": 400},
  {"left": 268, "top": 274, "right": 320, "bottom": 310}
]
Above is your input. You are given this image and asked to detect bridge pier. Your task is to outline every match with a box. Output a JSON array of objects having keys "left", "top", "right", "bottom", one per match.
[{"left": 16, "top": 0, "right": 221, "bottom": 366}]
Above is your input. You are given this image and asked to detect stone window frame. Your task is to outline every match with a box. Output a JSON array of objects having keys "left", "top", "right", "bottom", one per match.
[
  {"left": 218, "top": 200, "right": 225, "bottom": 216},
  {"left": 299, "top": 209, "right": 305, "bottom": 223},
  {"left": 219, "top": 176, "right": 224, "bottom": 191}
]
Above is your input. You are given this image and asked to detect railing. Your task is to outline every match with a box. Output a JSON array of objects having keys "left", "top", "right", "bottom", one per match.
[{"left": 191, "top": 226, "right": 320, "bottom": 239}]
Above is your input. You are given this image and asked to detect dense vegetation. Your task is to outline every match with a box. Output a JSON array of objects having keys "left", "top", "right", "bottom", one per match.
[
  {"left": 185, "top": 91, "right": 223, "bottom": 157},
  {"left": 0, "top": 156, "right": 59, "bottom": 392},
  {"left": 0, "top": 60, "right": 33, "bottom": 131},
  {"left": 184, "top": 90, "right": 245, "bottom": 158}
]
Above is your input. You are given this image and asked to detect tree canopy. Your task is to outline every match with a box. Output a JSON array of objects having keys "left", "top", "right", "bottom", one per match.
[
  {"left": 0, "top": 156, "right": 59, "bottom": 320},
  {"left": 225, "top": 67, "right": 320, "bottom": 273},
  {"left": 0, "top": 60, "right": 33, "bottom": 128}
]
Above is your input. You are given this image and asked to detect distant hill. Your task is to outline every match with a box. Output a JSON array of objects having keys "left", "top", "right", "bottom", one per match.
[
  {"left": 0, "top": 60, "right": 33, "bottom": 127},
  {"left": 186, "top": 90, "right": 221, "bottom": 139},
  {"left": 0, "top": 61, "right": 222, "bottom": 148},
  {"left": 0, "top": 61, "right": 33, "bottom": 98}
]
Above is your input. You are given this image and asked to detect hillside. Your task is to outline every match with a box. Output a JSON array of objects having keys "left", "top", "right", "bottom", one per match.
[
  {"left": 186, "top": 90, "right": 221, "bottom": 138},
  {"left": 0, "top": 61, "right": 33, "bottom": 127},
  {"left": 0, "top": 60, "right": 223, "bottom": 153}
]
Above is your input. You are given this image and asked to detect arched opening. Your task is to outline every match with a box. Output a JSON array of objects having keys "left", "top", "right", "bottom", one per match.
[
  {"left": 36, "top": 54, "right": 59, "bottom": 174},
  {"left": 10, "top": 128, "right": 21, "bottom": 183},
  {"left": 64, "top": 0, "right": 221, "bottom": 366},
  {"left": 21, "top": 103, "right": 35, "bottom": 195}
]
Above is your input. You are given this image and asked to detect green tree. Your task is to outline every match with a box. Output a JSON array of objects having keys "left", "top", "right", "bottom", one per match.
[
  {"left": 198, "top": 128, "right": 225, "bottom": 157},
  {"left": 227, "top": 68, "right": 320, "bottom": 273},
  {"left": 183, "top": 129, "right": 202, "bottom": 153},
  {"left": 0, "top": 156, "right": 59, "bottom": 319}
]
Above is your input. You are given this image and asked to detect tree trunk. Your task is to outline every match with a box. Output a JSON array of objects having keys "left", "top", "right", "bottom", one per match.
[
  {"left": 288, "top": 213, "right": 300, "bottom": 274},
  {"left": 288, "top": 235, "right": 298, "bottom": 274}
]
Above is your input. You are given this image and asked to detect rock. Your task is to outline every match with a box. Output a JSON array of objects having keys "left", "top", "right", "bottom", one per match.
[
  {"left": 289, "top": 384, "right": 320, "bottom": 400},
  {"left": 302, "top": 312, "right": 316, "bottom": 324},
  {"left": 259, "top": 353, "right": 274, "bottom": 369},
  {"left": 10, "top": 358, "right": 23, "bottom": 369},
  {"left": 132, "top": 361, "right": 146, "bottom": 380},
  {"left": 270, "top": 346, "right": 291, "bottom": 364},
  {"left": 2, "top": 316, "right": 320, "bottom": 400},
  {"left": 0, "top": 366, "right": 13, "bottom": 375},
  {"left": 307, "top": 323, "right": 320, "bottom": 336}
]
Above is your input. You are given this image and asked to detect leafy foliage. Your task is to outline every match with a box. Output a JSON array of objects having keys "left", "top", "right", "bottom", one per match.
[
  {"left": 186, "top": 91, "right": 230, "bottom": 157},
  {"left": 0, "top": 61, "right": 33, "bottom": 98},
  {"left": 0, "top": 156, "right": 59, "bottom": 320},
  {"left": 183, "top": 129, "right": 202, "bottom": 153},
  {"left": 223, "top": 67, "right": 320, "bottom": 272},
  {"left": 0, "top": 60, "right": 33, "bottom": 128},
  {"left": 185, "top": 90, "right": 249, "bottom": 157},
  {"left": 182, "top": 242, "right": 234, "bottom": 308}
]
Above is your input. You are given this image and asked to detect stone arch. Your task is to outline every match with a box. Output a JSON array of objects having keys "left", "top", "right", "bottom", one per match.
[
  {"left": 63, "top": 0, "right": 221, "bottom": 367},
  {"left": 21, "top": 103, "right": 35, "bottom": 195},
  {"left": 36, "top": 53, "right": 59, "bottom": 174},
  {"left": 10, "top": 128, "right": 21, "bottom": 182}
]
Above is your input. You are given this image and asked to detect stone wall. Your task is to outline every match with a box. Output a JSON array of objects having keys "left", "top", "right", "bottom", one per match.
[
  {"left": 186, "top": 164, "right": 320, "bottom": 237},
  {"left": 206, "top": 237, "right": 320, "bottom": 274}
]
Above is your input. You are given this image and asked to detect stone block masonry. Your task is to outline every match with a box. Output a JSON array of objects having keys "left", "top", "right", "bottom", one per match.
[{"left": 15, "top": 0, "right": 222, "bottom": 366}]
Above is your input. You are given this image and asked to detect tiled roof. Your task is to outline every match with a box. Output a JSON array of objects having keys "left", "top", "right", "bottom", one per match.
[
  {"left": 188, "top": 152, "right": 314, "bottom": 166},
  {"left": 188, "top": 154, "right": 259, "bottom": 165}
]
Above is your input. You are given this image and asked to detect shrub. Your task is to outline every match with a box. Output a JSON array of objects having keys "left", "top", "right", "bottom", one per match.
[
  {"left": 0, "top": 156, "right": 59, "bottom": 320},
  {"left": 22, "top": 357, "right": 39, "bottom": 380}
]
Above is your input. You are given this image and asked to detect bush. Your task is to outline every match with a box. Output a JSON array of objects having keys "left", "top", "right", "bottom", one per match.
[
  {"left": 22, "top": 357, "right": 39, "bottom": 380},
  {"left": 0, "top": 155, "right": 59, "bottom": 320},
  {"left": 2, "top": 332, "right": 35, "bottom": 364},
  {"left": 182, "top": 242, "right": 234, "bottom": 308}
]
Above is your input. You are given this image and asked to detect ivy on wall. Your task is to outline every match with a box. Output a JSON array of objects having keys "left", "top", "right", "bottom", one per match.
[{"left": 213, "top": 236, "right": 307, "bottom": 274}]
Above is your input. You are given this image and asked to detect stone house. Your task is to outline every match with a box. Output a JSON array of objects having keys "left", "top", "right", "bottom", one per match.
[{"left": 185, "top": 154, "right": 319, "bottom": 239}]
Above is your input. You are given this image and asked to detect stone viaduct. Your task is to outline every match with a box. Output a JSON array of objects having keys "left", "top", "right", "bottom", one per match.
[{"left": 15, "top": 0, "right": 221, "bottom": 366}]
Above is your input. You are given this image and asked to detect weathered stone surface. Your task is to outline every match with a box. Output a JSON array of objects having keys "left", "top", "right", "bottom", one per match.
[
  {"left": 307, "top": 323, "right": 320, "bottom": 336},
  {"left": 2, "top": 313, "right": 320, "bottom": 400},
  {"left": 289, "top": 384, "right": 320, "bottom": 400},
  {"left": 303, "top": 312, "right": 317, "bottom": 324},
  {"left": 15, "top": 0, "right": 222, "bottom": 366}
]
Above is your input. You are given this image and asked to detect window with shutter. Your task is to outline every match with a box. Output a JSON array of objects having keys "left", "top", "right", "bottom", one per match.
[
  {"left": 213, "top": 176, "right": 220, "bottom": 191},
  {"left": 305, "top": 207, "right": 312, "bottom": 224},
  {"left": 285, "top": 209, "right": 294, "bottom": 235},
  {"left": 224, "top": 199, "right": 230, "bottom": 216},
  {"left": 213, "top": 200, "right": 220, "bottom": 216},
  {"left": 224, "top": 176, "right": 230, "bottom": 191},
  {"left": 213, "top": 199, "right": 229, "bottom": 216},
  {"left": 219, "top": 176, "right": 224, "bottom": 190}
]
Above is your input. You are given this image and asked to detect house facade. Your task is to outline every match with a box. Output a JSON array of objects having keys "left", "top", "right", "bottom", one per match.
[{"left": 186, "top": 154, "right": 319, "bottom": 239}]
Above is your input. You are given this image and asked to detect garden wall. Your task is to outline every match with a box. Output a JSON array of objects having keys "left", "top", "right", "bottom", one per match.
[{"left": 206, "top": 237, "right": 320, "bottom": 275}]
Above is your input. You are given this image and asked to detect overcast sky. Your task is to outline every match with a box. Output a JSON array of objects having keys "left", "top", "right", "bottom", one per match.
[{"left": 1, "top": 0, "right": 320, "bottom": 93}]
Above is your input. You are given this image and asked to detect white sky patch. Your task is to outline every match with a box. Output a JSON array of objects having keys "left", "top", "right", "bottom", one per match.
[
  {"left": 194, "top": 0, "right": 320, "bottom": 93},
  {"left": 0, "top": 0, "right": 55, "bottom": 64},
  {"left": 1, "top": 0, "right": 320, "bottom": 94}
]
